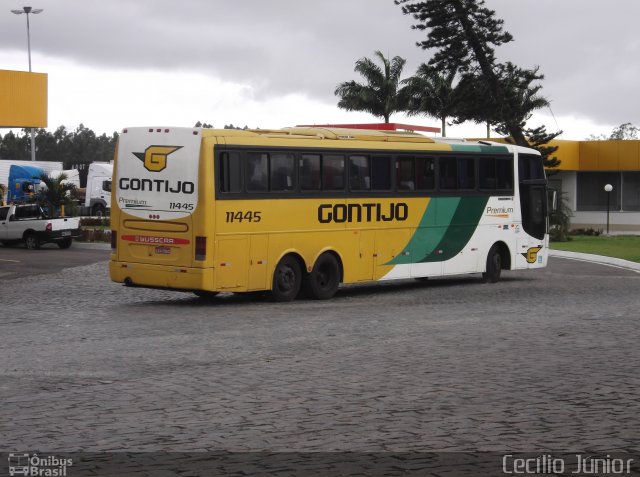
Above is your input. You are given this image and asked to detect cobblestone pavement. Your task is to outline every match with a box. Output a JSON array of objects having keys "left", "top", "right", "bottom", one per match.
[{"left": 1, "top": 257, "right": 639, "bottom": 455}]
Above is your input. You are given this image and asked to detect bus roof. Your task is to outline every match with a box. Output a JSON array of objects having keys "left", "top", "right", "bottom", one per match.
[{"left": 122, "top": 126, "right": 539, "bottom": 155}]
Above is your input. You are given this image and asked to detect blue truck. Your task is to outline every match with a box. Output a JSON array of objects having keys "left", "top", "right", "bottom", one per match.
[{"left": 6, "top": 164, "right": 45, "bottom": 203}]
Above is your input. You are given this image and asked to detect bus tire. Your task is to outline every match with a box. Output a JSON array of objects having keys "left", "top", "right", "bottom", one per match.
[
  {"left": 305, "top": 253, "right": 341, "bottom": 300},
  {"left": 272, "top": 255, "right": 302, "bottom": 302},
  {"left": 482, "top": 244, "right": 502, "bottom": 283},
  {"left": 194, "top": 290, "right": 219, "bottom": 299},
  {"left": 24, "top": 233, "right": 40, "bottom": 250}
]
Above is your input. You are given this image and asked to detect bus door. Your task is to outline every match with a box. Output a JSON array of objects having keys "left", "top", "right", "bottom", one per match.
[{"left": 518, "top": 153, "right": 548, "bottom": 268}]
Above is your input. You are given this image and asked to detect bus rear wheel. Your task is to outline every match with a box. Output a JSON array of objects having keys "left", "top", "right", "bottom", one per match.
[
  {"left": 482, "top": 244, "right": 502, "bottom": 283},
  {"left": 272, "top": 255, "right": 302, "bottom": 302},
  {"left": 305, "top": 253, "right": 341, "bottom": 300}
]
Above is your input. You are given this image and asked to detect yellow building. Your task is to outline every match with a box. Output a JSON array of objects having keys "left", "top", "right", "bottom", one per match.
[{"left": 548, "top": 139, "right": 640, "bottom": 232}]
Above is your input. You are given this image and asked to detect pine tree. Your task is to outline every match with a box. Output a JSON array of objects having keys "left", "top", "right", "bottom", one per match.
[{"left": 396, "top": 0, "right": 562, "bottom": 159}]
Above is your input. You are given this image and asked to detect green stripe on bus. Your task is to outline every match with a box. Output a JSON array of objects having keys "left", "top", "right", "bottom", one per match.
[
  {"left": 421, "top": 196, "right": 489, "bottom": 262},
  {"left": 449, "top": 144, "right": 509, "bottom": 154},
  {"left": 387, "top": 196, "right": 489, "bottom": 265}
]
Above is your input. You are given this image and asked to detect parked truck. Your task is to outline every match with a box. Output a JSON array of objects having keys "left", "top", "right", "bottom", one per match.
[
  {"left": 81, "top": 162, "right": 113, "bottom": 216},
  {"left": 0, "top": 160, "right": 63, "bottom": 201},
  {"left": 6, "top": 165, "right": 45, "bottom": 203},
  {"left": 0, "top": 203, "right": 81, "bottom": 249}
]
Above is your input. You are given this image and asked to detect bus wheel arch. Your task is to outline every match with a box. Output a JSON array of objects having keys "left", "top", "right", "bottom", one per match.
[
  {"left": 271, "top": 252, "right": 305, "bottom": 302},
  {"left": 482, "top": 241, "right": 510, "bottom": 283},
  {"left": 304, "top": 251, "right": 343, "bottom": 300}
]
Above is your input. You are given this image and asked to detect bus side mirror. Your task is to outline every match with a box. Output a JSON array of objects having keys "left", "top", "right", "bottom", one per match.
[{"left": 547, "top": 188, "right": 558, "bottom": 212}]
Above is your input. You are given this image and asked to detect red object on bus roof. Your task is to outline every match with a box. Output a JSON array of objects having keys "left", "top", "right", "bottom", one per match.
[{"left": 296, "top": 123, "right": 441, "bottom": 133}]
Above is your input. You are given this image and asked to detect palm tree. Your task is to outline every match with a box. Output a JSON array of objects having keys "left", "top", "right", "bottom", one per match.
[
  {"left": 0, "top": 183, "right": 6, "bottom": 205},
  {"left": 401, "top": 64, "right": 459, "bottom": 137},
  {"left": 35, "top": 172, "right": 77, "bottom": 218},
  {"left": 335, "top": 51, "right": 408, "bottom": 123}
]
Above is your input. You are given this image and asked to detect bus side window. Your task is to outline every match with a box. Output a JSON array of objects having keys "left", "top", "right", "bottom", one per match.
[
  {"left": 323, "top": 155, "right": 345, "bottom": 191},
  {"left": 371, "top": 156, "right": 391, "bottom": 190},
  {"left": 457, "top": 157, "right": 476, "bottom": 190},
  {"left": 246, "top": 153, "right": 268, "bottom": 192},
  {"left": 479, "top": 157, "right": 497, "bottom": 190},
  {"left": 496, "top": 159, "right": 513, "bottom": 190},
  {"left": 440, "top": 158, "right": 458, "bottom": 190},
  {"left": 350, "top": 155, "right": 370, "bottom": 191},
  {"left": 219, "top": 152, "right": 242, "bottom": 193},
  {"left": 300, "top": 154, "right": 321, "bottom": 191},
  {"left": 270, "top": 153, "right": 295, "bottom": 192},
  {"left": 416, "top": 157, "right": 435, "bottom": 190},
  {"left": 396, "top": 157, "right": 415, "bottom": 191}
]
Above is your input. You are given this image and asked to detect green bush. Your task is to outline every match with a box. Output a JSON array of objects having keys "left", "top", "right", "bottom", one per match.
[
  {"left": 80, "top": 217, "right": 110, "bottom": 227},
  {"left": 79, "top": 228, "right": 112, "bottom": 242},
  {"left": 570, "top": 228, "right": 602, "bottom": 236}
]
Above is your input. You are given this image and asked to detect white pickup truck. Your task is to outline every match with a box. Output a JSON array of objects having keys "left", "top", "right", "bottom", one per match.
[{"left": 0, "top": 204, "right": 81, "bottom": 249}]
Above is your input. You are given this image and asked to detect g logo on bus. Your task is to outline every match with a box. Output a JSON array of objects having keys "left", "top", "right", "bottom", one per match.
[
  {"left": 522, "top": 246, "right": 542, "bottom": 264},
  {"left": 133, "top": 145, "right": 182, "bottom": 172}
]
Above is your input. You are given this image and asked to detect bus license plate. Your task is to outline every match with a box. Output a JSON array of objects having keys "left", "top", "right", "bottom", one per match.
[{"left": 155, "top": 246, "right": 171, "bottom": 255}]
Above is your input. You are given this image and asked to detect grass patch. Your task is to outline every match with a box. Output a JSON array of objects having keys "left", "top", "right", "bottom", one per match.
[{"left": 552, "top": 235, "right": 640, "bottom": 263}]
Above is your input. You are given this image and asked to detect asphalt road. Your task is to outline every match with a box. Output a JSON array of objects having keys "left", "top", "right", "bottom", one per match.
[
  {"left": 0, "top": 242, "right": 110, "bottom": 279},
  {"left": 1, "top": 250, "right": 638, "bottom": 475}
]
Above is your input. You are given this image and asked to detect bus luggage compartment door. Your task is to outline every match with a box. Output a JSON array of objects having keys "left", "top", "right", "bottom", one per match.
[{"left": 215, "top": 237, "right": 248, "bottom": 290}]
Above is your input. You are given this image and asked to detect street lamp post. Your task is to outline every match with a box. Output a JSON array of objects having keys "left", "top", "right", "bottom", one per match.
[
  {"left": 604, "top": 183, "right": 613, "bottom": 235},
  {"left": 11, "top": 6, "right": 44, "bottom": 162}
]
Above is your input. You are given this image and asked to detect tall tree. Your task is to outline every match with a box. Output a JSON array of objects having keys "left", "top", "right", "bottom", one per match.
[
  {"left": 397, "top": 0, "right": 562, "bottom": 166},
  {"left": 396, "top": 0, "right": 560, "bottom": 148},
  {"left": 401, "top": 64, "right": 459, "bottom": 136},
  {"left": 335, "top": 51, "right": 408, "bottom": 123}
]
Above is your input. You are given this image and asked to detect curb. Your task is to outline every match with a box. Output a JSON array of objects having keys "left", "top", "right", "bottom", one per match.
[
  {"left": 73, "top": 242, "right": 111, "bottom": 250},
  {"left": 550, "top": 249, "right": 640, "bottom": 272}
]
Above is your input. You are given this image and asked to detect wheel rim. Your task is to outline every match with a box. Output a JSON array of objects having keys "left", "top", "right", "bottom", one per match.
[
  {"left": 316, "top": 263, "right": 332, "bottom": 289},
  {"left": 277, "top": 265, "right": 296, "bottom": 292}
]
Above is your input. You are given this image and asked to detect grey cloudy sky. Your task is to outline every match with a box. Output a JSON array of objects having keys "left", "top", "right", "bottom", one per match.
[{"left": 1, "top": 0, "right": 638, "bottom": 138}]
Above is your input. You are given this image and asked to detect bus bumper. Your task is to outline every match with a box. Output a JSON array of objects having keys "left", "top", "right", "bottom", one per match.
[{"left": 109, "top": 261, "right": 214, "bottom": 291}]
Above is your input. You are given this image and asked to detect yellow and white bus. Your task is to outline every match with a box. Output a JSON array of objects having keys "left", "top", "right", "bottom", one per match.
[{"left": 109, "top": 126, "right": 550, "bottom": 301}]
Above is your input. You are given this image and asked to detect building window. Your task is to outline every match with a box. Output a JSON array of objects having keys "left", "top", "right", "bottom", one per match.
[
  {"left": 622, "top": 172, "right": 640, "bottom": 211},
  {"left": 576, "top": 172, "right": 621, "bottom": 211}
]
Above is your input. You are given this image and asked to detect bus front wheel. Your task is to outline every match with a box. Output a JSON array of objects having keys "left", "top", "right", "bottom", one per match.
[
  {"left": 305, "top": 253, "right": 341, "bottom": 300},
  {"left": 482, "top": 244, "right": 502, "bottom": 283},
  {"left": 272, "top": 255, "right": 302, "bottom": 302}
]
